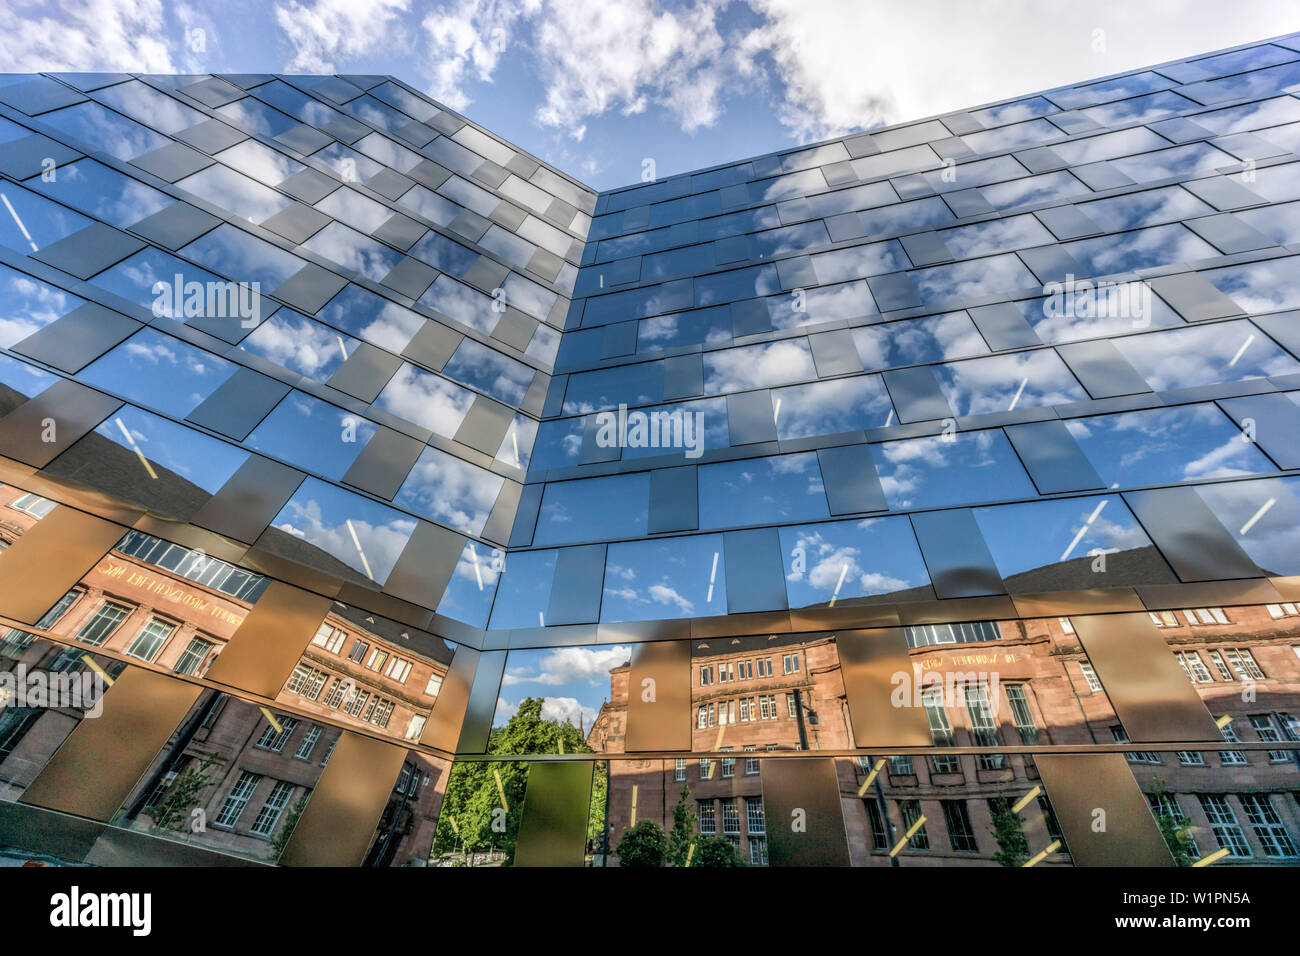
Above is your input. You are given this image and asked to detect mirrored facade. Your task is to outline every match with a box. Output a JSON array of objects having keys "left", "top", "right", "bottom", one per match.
[{"left": 0, "top": 36, "right": 1299, "bottom": 867}]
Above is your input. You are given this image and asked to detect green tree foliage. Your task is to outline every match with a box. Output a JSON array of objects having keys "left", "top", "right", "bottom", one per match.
[
  {"left": 666, "top": 785, "right": 697, "bottom": 867},
  {"left": 588, "top": 760, "right": 608, "bottom": 852},
  {"left": 431, "top": 698, "right": 593, "bottom": 865},
  {"left": 150, "top": 754, "right": 218, "bottom": 833},
  {"left": 1149, "top": 777, "right": 1197, "bottom": 866},
  {"left": 989, "top": 797, "right": 1030, "bottom": 867},
  {"left": 616, "top": 819, "right": 666, "bottom": 867},
  {"left": 692, "top": 835, "right": 746, "bottom": 867},
  {"left": 270, "top": 795, "right": 308, "bottom": 859}
]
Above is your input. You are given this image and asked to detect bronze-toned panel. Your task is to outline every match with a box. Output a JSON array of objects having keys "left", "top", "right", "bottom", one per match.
[
  {"left": 191, "top": 455, "right": 303, "bottom": 544},
  {"left": 383, "top": 520, "right": 465, "bottom": 610},
  {"left": 20, "top": 668, "right": 201, "bottom": 822},
  {"left": 1035, "top": 753, "right": 1175, "bottom": 867},
  {"left": 1071, "top": 612, "right": 1219, "bottom": 742},
  {"left": 420, "top": 645, "right": 478, "bottom": 752},
  {"left": 0, "top": 503, "right": 125, "bottom": 624},
  {"left": 0, "top": 378, "right": 121, "bottom": 467},
  {"left": 456, "top": 649, "right": 507, "bottom": 754},
  {"left": 513, "top": 761, "right": 593, "bottom": 867},
  {"left": 760, "top": 757, "right": 851, "bottom": 867},
  {"left": 1010, "top": 588, "right": 1145, "bottom": 618},
  {"left": 204, "top": 580, "right": 333, "bottom": 698},
  {"left": 837, "top": 628, "right": 933, "bottom": 748},
  {"left": 277, "top": 731, "right": 409, "bottom": 867},
  {"left": 625, "top": 640, "right": 692, "bottom": 752}
]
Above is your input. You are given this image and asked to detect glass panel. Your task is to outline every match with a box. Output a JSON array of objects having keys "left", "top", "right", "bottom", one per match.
[
  {"left": 533, "top": 473, "right": 650, "bottom": 546},
  {"left": 441, "top": 339, "right": 534, "bottom": 406},
  {"left": 852, "top": 312, "right": 989, "bottom": 370},
  {"left": 266, "top": 477, "right": 414, "bottom": 585},
  {"left": 1111, "top": 321, "right": 1299, "bottom": 391},
  {"left": 780, "top": 517, "right": 930, "bottom": 607},
  {"left": 703, "top": 340, "right": 816, "bottom": 394},
  {"left": 374, "top": 364, "right": 477, "bottom": 438},
  {"left": 772, "top": 376, "right": 894, "bottom": 439},
  {"left": 972, "top": 495, "right": 1173, "bottom": 592},
  {"left": 1066, "top": 405, "right": 1276, "bottom": 488},
  {"left": 601, "top": 535, "right": 727, "bottom": 621},
  {"left": 871, "top": 430, "right": 1037, "bottom": 509},
  {"left": 436, "top": 541, "right": 502, "bottom": 628},
  {"left": 392, "top": 446, "right": 503, "bottom": 536},
  {"left": 1195, "top": 476, "right": 1300, "bottom": 576},
  {"left": 27, "top": 158, "right": 174, "bottom": 228},
  {"left": 318, "top": 285, "right": 423, "bottom": 352},
  {"left": 932, "top": 350, "right": 1087, "bottom": 417},
  {"left": 245, "top": 393, "right": 376, "bottom": 481},
  {"left": 79, "top": 328, "right": 236, "bottom": 419},
  {"left": 0, "top": 263, "right": 82, "bottom": 347},
  {"left": 239, "top": 308, "right": 358, "bottom": 382},
  {"left": 698, "top": 452, "right": 830, "bottom": 529}
]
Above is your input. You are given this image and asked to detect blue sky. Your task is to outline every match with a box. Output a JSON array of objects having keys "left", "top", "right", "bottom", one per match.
[{"left": 3, "top": 1, "right": 1300, "bottom": 190}]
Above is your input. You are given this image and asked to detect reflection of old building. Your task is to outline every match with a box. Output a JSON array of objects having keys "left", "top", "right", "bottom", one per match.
[
  {"left": 0, "top": 486, "right": 449, "bottom": 745},
  {"left": 0, "top": 485, "right": 451, "bottom": 865},
  {"left": 590, "top": 609, "right": 1300, "bottom": 866},
  {"left": 114, "top": 693, "right": 448, "bottom": 866}
]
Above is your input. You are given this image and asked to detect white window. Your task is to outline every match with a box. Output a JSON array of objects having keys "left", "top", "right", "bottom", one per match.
[
  {"left": 720, "top": 748, "right": 734, "bottom": 778},
  {"left": 255, "top": 716, "right": 299, "bottom": 752},
  {"left": 1219, "top": 722, "right": 1247, "bottom": 766},
  {"left": 1175, "top": 651, "right": 1213, "bottom": 683},
  {"left": 74, "top": 600, "right": 131, "bottom": 647},
  {"left": 782, "top": 653, "right": 800, "bottom": 674},
  {"left": 1198, "top": 795, "right": 1251, "bottom": 857},
  {"left": 311, "top": 624, "right": 346, "bottom": 653},
  {"left": 11, "top": 493, "right": 56, "bottom": 517},
  {"left": 124, "top": 618, "right": 176, "bottom": 663},
  {"left": 697, "top": 705, "right": 708, "bottom": 729},
  {"left": 295, "top": 724, "right": 323, "bottom": 760},
  {"left": 405, "top": 715, "right": 426, "bottom": 741},
  {"left": 698, "top": 801, "right": 716, "bottom": 834},
  {"left": 425, "top": 673, "right": 443, "bottom": 697},
  {"left": 744, "top": 745, "right": 758, "bottom": 775},
  {"left": 385, "top": 657, "right": 412, "bottom": 683},
  {"left": 746, "top": 797, "right": 765, "bottom": 834},
  {"left": 214, "top": 771, "right": 260, "bottom": 828},
  {"left": 722, "top": 799, "right": 740, "bottom": 834},
  {"left": 1078, "top": 661, "right": 1103, "bottom": 693},
  {"left": 250, "top": 781, "right": 295, "bottom": 836},
  {"left": 1223, "top": 649, "right": 1265, "bottom": 680},
  {"left": 674, "top": 758, "right": 686, "bottom": 781},
  {"left": 365, "top": 648, "right": 388, "bottom": 672},
  {"left": 173, "top": 636, "right": 214, "bottom": 676},
  {"left": 1112, "top": 726, "right": 1160, "bottom": 764},
  {"left": 786, "top": 693, "right": 796, "bottom": 718}
]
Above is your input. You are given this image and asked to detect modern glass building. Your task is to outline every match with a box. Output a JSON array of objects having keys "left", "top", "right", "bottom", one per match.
[{"left": 0, "top": 32, "right": 1298, "bottom": 868}]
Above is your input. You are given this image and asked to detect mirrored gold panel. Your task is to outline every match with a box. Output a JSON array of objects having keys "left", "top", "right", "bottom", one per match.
[{"left": 20, "top": 665, "right": 201, "bottom": 822}]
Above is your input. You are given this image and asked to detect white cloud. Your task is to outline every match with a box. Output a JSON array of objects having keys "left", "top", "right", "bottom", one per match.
[
  {"left": 743, "top": 0, "right": 1300, "bottom": 143},
  {"left": 274, "top": 0, "right": 411, "bottom": 73},
  {"left": 421, "top": 0, "right": 536, "bottom": 110},
  {"left": 0, "top": 0, "right": 175, "bottom": 72},
  {"left": 530, "top": 0, "right": 733, "bottom": 136},
  {"left": 502, "top": 645, "right": 631, "bottom": 686},
  {"left": 539, "top": 695, "right": 597, "bottom": 729}
]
